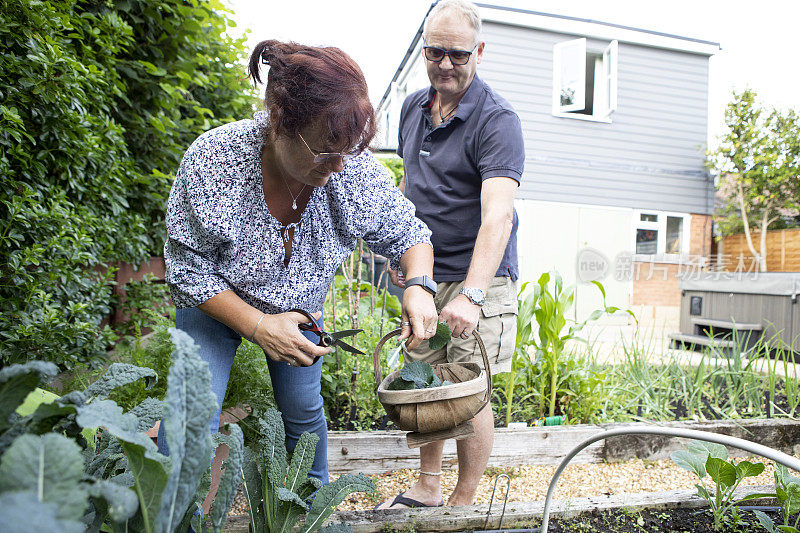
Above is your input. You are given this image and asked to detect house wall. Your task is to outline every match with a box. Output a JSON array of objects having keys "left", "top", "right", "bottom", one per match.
[
  {"left": 516, "top": 199, "right": 633, "bottom": 325},
  {"left": 377, "top": 14, "right": 716, "bottom": 325},
  {"left": 477, "top": 21, "right": 713, "bottom": 215},
  {"left": 631, "top": 213, "right": 713, "bottom": 307},
  {"left": 516, "top": 203, "right": 712, "bottom": 323}
]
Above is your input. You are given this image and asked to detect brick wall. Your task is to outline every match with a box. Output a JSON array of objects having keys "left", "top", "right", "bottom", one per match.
[
  {"left": 689, "top": 213, "right": 713, "bottom": 257},
  {"left": 632, "top": 213, "right": 712, "bottom": 307}
]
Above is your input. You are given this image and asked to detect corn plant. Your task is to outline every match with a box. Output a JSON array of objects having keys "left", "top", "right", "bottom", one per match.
[
  {"left": 501, "top": 281, "right": 538, "bottom": 426},
  {"left": 527, "top": 271, "right": 632, "bottom": 418}
]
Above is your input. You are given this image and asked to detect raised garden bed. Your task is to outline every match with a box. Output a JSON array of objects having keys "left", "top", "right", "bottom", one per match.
[
  {"left": 326, "top": 419, "right": 800, "bottom": 474},
  {"left": 222, "top": 418, "right": 800, "bottom": 531}
]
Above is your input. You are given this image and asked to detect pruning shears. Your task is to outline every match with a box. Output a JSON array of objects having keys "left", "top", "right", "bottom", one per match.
[{"left": 288, "top": 308, "right": 365, "bottom": 357}]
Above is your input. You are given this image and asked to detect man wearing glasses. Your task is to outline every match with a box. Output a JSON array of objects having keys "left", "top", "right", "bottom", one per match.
[{"left": 380, "top": 0, "right": 524, "bottom": 510}]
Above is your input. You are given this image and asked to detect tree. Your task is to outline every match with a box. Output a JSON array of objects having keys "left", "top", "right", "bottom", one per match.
[{"left": 711, "top": 90, "right": 800, "bottom": 272}]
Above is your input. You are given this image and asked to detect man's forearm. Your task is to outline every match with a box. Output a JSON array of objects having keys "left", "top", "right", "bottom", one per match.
[{"left": 462, "top": 210, "right": 513, "bottom": 292}]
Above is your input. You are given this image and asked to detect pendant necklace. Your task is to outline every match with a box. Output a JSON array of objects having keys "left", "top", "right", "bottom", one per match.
[
  {"left": 437, "top": 94, "right": 458, "bottom": 123},
  {"left": 280, "top": 174, "right": 307, "bottom": 211}
]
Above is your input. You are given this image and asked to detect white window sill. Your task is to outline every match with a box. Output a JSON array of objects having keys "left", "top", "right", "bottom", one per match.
[
  {"left": 552, "top": 112, "right": 612, "bottom": 124},
  {"left": 633, "top": 254, "right": 702, "bottom": 265}
]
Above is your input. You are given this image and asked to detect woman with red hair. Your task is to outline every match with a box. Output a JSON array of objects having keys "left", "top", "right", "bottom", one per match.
[{"left": 162, "top": 40, "right": 437, "bottom": 505}]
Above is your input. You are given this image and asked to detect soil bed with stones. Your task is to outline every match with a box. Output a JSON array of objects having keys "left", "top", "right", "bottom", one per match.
[{"left": 227, "top": 454, "right": 798, "bottom": 517}]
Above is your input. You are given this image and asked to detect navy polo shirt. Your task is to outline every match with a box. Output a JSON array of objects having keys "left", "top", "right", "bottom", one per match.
[{"left": 397, "top": 75, "right": 525, "bottom": 282}]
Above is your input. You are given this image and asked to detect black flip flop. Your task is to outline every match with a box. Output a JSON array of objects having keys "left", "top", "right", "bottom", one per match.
[{"left": 374, "top": 491, "right": 444, "bottom": 510}]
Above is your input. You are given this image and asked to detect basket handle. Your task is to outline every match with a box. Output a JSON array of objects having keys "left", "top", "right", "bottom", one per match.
[{"left": 372, "top": 328, "right": 493, "bottom": 404}]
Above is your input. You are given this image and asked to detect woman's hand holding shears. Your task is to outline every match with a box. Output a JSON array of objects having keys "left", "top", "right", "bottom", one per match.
[{"left": 252, "top": 310, "right": 334, "bottom": 367}]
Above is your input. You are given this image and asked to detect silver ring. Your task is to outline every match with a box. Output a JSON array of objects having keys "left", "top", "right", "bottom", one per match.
[
  {"left": 401, "top": 321, "right": 411, "bottom": 326},
  {"left": 460, "top": 332, "right": 469, "bottom": 339}
]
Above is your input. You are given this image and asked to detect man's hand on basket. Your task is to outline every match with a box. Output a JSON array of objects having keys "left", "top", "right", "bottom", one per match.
[
  {"left": 439, "top": 295, "right": 480, "bottom": 340},
  {"left": 399, "top": 285, "right": 438, "bottom": 350}
]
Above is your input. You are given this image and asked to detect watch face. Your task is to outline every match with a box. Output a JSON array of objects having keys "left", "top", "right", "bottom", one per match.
[{"left": 462, "top": 287, "right": 485, "bottom": 305}]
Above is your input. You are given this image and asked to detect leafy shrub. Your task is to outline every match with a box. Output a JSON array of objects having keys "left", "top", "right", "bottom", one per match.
[
  {"left": 117, "top": 274, "right": 175, "bottom": 340},
  {"left": 0, "top": 0, "right": 255, "bottom": 369}
]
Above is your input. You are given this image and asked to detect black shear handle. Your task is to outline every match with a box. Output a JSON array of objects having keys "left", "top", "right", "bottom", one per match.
[{"left": 287, "top": 308, "right": 327, "bottom": 365}]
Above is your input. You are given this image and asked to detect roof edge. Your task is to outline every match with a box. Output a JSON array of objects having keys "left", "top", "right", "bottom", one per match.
[{"left": 477, "top": 3, "right": 720, "bottom": 55}]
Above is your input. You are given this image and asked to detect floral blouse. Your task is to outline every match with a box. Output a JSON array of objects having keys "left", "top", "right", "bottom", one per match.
[{"left": 164, "top": 111, "right": 431, "bottom": 314}]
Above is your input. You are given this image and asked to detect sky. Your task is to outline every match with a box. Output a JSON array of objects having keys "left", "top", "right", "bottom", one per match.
[{"left": 224, "top": 0, "right": 800, "bottom": 149}]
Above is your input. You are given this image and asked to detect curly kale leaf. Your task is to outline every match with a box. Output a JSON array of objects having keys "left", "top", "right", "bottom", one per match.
[
  {"left": 82, "top": 363, "right": 157, "bottom": 401},
  {"left": 400, "top": 360, "right": 434, "bottom": 388},
  {"left": 154, "top": 328, "right": 216, "bottom": 533}
]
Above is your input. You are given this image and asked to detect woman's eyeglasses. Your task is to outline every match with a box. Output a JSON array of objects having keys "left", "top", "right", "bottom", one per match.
[
  {"left": 298, "top": 133, "right": 359, "bottom": 164},
  {"left": 422, "top": 43, "right": 478, "bottom": 66}
]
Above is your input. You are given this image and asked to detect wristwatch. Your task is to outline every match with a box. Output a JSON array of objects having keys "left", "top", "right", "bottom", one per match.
[
  {"left": 459, "top": 287, "right": 485, "bottom": 306},
  {"left": 404, "top": 275, "right": 437, "bottom": 296}
]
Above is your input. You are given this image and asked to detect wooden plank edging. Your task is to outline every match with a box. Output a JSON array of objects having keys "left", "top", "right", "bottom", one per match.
[
  {"left": 223, "top": 484, "right": 777, "bottom": 532},
  {"left": 327, "top": 418, "right": 800, "bottom": 474}
]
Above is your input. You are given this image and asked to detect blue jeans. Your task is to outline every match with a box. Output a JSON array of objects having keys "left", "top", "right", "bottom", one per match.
[{"left": 157, "top": 307, "right": 329, "bottom": 482}]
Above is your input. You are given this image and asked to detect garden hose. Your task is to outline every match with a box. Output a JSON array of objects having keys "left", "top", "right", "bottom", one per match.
[{"left": 538, "top": 426, "right": 800, "bottom": 533}]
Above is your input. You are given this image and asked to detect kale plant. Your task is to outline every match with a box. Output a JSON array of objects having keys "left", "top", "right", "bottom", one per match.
[
  {"left": 0, "top": 329, "right": 243, "bottom": 533},
  {"left": 241, "top": 408, "right": 373, "bottom": 532}
]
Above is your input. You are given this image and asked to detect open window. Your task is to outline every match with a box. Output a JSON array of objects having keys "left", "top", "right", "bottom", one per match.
[{"left": 553, "top": 38, "right": 618, "bottom": 121}]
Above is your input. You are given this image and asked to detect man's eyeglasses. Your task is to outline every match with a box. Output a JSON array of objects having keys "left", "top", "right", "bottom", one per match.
[
  {"left": 422, "top": 43, "right": 478, "bottom": 66},
  {"left": 298, "top": 133, "right": 359, "bottom": 164}
]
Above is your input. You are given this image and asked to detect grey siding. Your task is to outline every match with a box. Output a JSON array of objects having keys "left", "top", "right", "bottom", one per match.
[{"left": 479, "top": 22, "right": 714, "bottom": 214}]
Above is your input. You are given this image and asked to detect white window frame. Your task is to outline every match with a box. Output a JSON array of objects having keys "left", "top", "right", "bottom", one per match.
[
  {"left": 552, "top": 38, "right": 586, "bottom": 113},
  {"left": 552, "top": 38, "right": 618, "bottom": 123},
  {"left": 632, "top": 210, "right": 691, "bottom": 260}
]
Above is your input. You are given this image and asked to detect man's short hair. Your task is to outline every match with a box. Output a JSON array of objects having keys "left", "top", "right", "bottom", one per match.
[{"left": 423, "top": 0, "right": 482, "bottom": 44}]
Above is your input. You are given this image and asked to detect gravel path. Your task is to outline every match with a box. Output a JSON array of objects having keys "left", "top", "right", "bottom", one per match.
[{"left": 229, "top": 454, "right": 798, "bottom": 516}]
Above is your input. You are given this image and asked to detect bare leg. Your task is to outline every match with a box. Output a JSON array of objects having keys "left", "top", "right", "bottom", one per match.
[
  {"left": 448, "top": 403, "right": 493, "bottom": 506},
  {"left": 377, "top": 402, "right": 494, "bottom": 509},
  {"left": 376, "top": 439, "right": 445, "bottom": 509}
]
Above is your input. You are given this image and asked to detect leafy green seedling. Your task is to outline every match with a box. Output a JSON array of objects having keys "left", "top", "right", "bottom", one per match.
[
  {"left": 387, "top": 361, "right": 454, "bottom": 390},
  {"left": 671, "top": 440, "right": 774, "bottom": 531},
  {"left": 753, "top": 464, "right": 800, "bottom": 533}
]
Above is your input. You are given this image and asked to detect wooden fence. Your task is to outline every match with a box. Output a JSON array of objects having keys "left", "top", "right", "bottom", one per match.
[{"left": 718, "top": 227, "right": 800, "bottom": 272}]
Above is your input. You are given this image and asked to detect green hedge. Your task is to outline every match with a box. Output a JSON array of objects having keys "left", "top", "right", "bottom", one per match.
[{"left": 0, "top": 0, "right": 256, "bottom": 369}]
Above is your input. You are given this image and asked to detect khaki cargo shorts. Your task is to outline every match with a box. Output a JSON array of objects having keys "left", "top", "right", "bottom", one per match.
[{"left": 405, "top": 276, "right": 518, "bottom": 375}]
